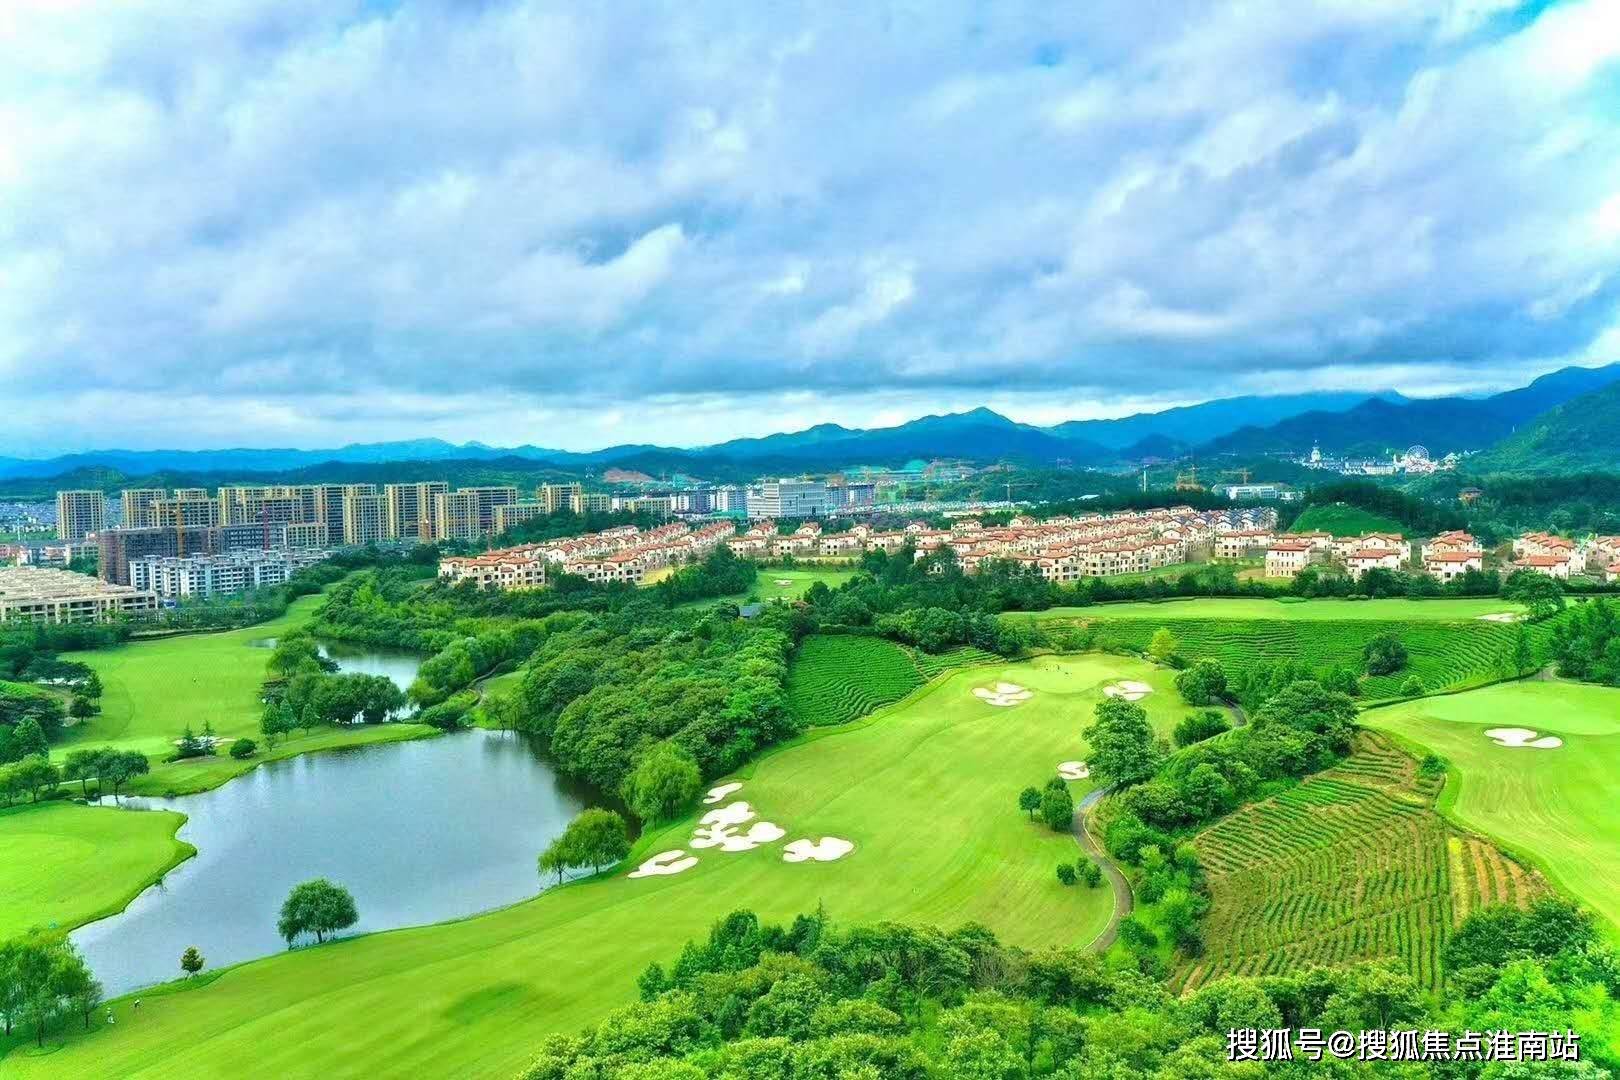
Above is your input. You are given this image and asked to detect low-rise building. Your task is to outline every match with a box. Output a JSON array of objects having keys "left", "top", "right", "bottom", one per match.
[
  {"left": 1346, "top": 548, "right": 1405, "bottom": 579},
  {"left": 1265, "top": 542, "right": 1312, "bottom": 577},
  {"left": 1512, "top": 554, "right": 1571, "bottom": 579},
  {"left": 0, "top": 566, "right": 156, "bottom": 623},
  {"left": 1423, "top": 550, "right": 1484, "bottom": 582}
]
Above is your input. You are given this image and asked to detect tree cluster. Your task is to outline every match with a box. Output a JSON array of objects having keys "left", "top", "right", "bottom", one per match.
[
  {"left": 1550, "top": 597, "right": 1620, "bottom": 685},
  {"left": 0, "top": 937, "right": 101, "bottom": 1047}
]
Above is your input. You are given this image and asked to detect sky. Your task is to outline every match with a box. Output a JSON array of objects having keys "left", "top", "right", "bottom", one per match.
[{"left": 2, "top": 0, "right": 1619, "bottom": 456}]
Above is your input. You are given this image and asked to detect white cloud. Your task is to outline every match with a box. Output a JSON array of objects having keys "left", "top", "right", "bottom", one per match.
[{"left": 0, "top": 0, "right": 1618, "bottom": 452}]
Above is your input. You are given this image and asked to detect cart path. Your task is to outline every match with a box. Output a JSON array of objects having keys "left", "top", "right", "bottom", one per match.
[{"left": 1075, "top": 786, "right": 1133, "bottom": 952}]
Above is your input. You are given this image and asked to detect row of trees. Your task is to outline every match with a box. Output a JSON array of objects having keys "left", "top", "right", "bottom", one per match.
[
  {"left": 0, "top": 744, "right": 148, "bottom": 805},
  {"left": 514, "top": 898, "right": 1619, "bottom": 1077},
  {"left": 0, "top": 938, "right": 101, "bottom": 1048}
]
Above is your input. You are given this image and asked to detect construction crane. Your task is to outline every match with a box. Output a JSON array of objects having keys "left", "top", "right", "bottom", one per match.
[
  {"left": 1218, "top": 468, "right": 1252, "bottom": 485},
  {"left": 1174, "top": 461, "right": 1205, "bottom": 492},
  {"left": 1003, "top": 480, "right": 1032, "bottom": 505}
]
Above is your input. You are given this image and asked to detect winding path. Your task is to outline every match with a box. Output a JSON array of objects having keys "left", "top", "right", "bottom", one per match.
[{"left": 1074, "top": 787, "right": 1133, "bottom": 951}]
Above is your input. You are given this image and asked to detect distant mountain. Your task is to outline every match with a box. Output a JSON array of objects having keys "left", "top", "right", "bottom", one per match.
[
  {"left": 0, "top": 439, "right": 574, "bottom": 480},
  {"left": 1468, "top": 381, "right": 1620, "bottom": 474},
  {"left": 1047, "top": 391, "right": 1399, "bottom": 450},
  {"left": 1204, "top": 363, "right": 1620, "bottom": 457}
]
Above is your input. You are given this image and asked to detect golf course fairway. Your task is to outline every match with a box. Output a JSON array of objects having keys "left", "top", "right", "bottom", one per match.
[
  {"left": 1367, "top": 680, "right": 1620, "bottom": 930},
  {"left": 0, "top": 654, "right": 1179, "bottom": 1078},
  {"left": 61, "top": 594, "right": 434, "bottom": 795},
  {"left": 0, "top": 802, "right": 192, "bottom": 940}
]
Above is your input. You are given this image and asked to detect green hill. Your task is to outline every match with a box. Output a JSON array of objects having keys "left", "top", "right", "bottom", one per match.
[
  {"left": 1472, "top": 380, "right": 1620, "bottom": 475},
  {"left": 1290, "top": 503, "right": 1405, "bottom": 536}
]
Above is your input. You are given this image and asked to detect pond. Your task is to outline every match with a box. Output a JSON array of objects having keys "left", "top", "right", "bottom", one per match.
[
  {"left": 73, "top": 729, "right": 606, "bottom": 997},
  {"left": 248, "top": 636, "right": 426, "bottom": 694}
]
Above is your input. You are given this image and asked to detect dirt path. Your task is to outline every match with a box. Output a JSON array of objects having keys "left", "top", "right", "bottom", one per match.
[{"left": 1075, "top": 787, "right": 1132, "bottom": 951}]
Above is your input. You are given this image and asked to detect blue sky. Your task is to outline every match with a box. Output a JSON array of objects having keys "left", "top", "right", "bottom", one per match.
[{"left": 1, "top": 0, "right": 1618, "bottom": 453}]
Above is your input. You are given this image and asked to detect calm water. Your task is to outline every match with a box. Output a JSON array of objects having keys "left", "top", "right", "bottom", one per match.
[
  {"left": 248, "top": 636, "right": 425, "bottom": 694},
  {"left": 73, "top": 640, "right": 601, "bottom": 996}
]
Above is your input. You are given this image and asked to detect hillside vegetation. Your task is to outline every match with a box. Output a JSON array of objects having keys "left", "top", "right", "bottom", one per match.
[
  {"left": 1289, "top": 503, "right": 1405, "bottom": 536},
  {"left": 1470, "top": 379, "right": 1620, "bottom": 474}
]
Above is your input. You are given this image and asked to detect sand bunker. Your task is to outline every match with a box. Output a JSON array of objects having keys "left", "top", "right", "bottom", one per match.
[
  {"left": 1476, "top": 612, "right": 1522, "bottom": 623},
  {"left": 782, "top": 837, "right": 855, "bottom": 863},
  {"left": 703, "top": 782, "right": 743, "bottom": 805},
  {"left": 972, "top": 683, "right": 1033, "bottom": 707},
  {"left": 1058, "top": 761, "right": 1090, "bottom": 780},
  {"left": 700, "top": 801, "right": 756, "bottom": 828},
  {"left": 692, "top": 820, "right": 785, "bottom": 852},
  {"left": 1103, "top": 680, "right": 1153, "bottom": 702},
  {"left": 774, "top": 579, "right": 794, "bottom": 587},
  {"left": 629, "top": 850, "right": 698, "bottom": 878},
  {"left": 1484, "top": 727, "right": 1563, "bottom": 749}
]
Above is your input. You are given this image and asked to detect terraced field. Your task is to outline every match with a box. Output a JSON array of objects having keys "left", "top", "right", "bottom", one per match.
[
  {"left": 1046, "top": 614, "right": 1554, "bottom": 699},
  {"left": 1177, "top": 733, "right": 1544, "bottom": 993},
  {"left": 785, "top": 636, "right": 1005, "bottom": 725}
]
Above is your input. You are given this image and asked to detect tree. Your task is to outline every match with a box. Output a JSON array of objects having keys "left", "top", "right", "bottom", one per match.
[
  {"left": 1174, "top": 659, "right": 1227, "bottom": 705},
  {"left": 1083, "top": 698, "right": 1164, "bottom": 789},
  {"left": 1400, "top": 675, "right": 1424, "bottom": 697},
  {"left": 1362, "top": 633, "right": 1408, "bottom": 676},
  {"left": 1018, "top": 786, "right": 1041, "bottom": 820},
  {"left": 277, "top": 879, "right": 359, "bottom": 946},
  {"left": 62, "top": 747, "right": 108, "bottom": 799},
  {"left": 101, "top": 749, "right": 149, "bottom": 801},
  {"left": 1252, "top": 679, "right": 1357, "bottom": 753},
  {"left": 1078, "top": 860, "right": 1104, "bottom": 888},
  {"left": 1040, "top": 779, "right": 1074, "bottom": 832},
  {"left": 1512, "top": 626, "right": 1535, "bottom": 677},
  {"left": 11, "top": 717, "right": 48, "bottom": 759},
  {"left": 81, "top": 671, "right": 103, "bottom": 700},
  {"left": 567, "top": 809, "right": 631, "bottom": 874},
  {"left": 1504, "top": 571, "right": 1565, "bottom": 621},
  {"left": 3, "top": 937, "right": 92, "bottom": 1046},
  {"left": 1148, "top": 627, "right": 1180, "bottom": 664},
  {"left": 1056, "top": 862, "right": 1077, "bottom": 886},
  {"left": 181, "top": 946, "right": 205, "bottom": 977},
  {"left": 621, "top": 742, "right": 702, "bottom": 822},
  {"left": 229, "top": 738, "right": 257, "bottom": 759},
  {"left": 10, "top": 756, "right": 59, "bottom": 802},
  {"left": 68, "top": 695, "right": 97, "bottom": 721},
  {"left": 1172, "top": 709, "right": 1230, "bottom": 748},
  {"left": 260, "top": 702, "right": 294, "bottom": 749}
]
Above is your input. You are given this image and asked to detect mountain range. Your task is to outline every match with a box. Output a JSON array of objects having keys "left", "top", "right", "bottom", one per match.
[{"left": 3, "top": 363, "right": 1617, "bottom": 485}]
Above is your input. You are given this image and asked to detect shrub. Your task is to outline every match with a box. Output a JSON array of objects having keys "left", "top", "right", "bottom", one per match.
[
  {"left": 1056, "top": 863, "right": 1077, "bottom": 886},
  {"left": 1079, "top": 860, "right": 1104, "bottom": 888},
  {"left": 228, "top": 738, "right": 257, "bottom": 759},
  {"left": 1173, "top": 710, "right": 1230, "bottom": 748},
  {"left": 1400, "top": 675, "right": 1424, "bottom": 697},
  {"left": 1040, "top": 780, "right": 1075, "bottom": 832},
  {"left": 1363, "top": 633, "right": 1409, "bottom": 676},
  {"left": 1174, "top": 659, "right": 1227, "bottom": 706}
]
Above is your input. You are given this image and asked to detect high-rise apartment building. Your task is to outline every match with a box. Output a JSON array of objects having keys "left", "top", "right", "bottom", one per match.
[
  {"left": 582, "top": 492, "right": 614, "bottom": 513},
  {"left": 342, "top": 489, "right": 389, "bottom": 545},
  {"left": 120, "top": 488, "right": 168, "bottom": 529},
  {"left": 493, "top": 502, "right": 548, "bottom": 533},
  {"left": 537, "top": 483, "right": 584, "bottom": 514},
  {"left": 173, "top": 488, "right": 210, "bottom": 501},
  {"left": 434, "top": 487, "right": 519, "bottom": 542},
  {"left": 56, "top": 490, "right": 106, "bottom": 541},
  {"left": 152, "top": 494, "right": 223, "bottom": 529},
  {"left": 385, "top": 481, "right": 448, "bottom": 541}
]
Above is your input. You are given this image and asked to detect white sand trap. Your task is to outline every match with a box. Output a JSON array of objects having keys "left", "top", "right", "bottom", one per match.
[
  {"left": 1476, "top": 612, "right": 1522, "bottom": 623},
  {"left": 703, "top": 782, "right": 743, "bottom": 805},
  {"left": 700, "top": 801, "right": 755, "bottom": 828},
  {"left": 1485, "top": 727, "right": 1563, "bottom": 749},
  {"left": 629, "top": 850, "right": 698, "bottom": 878},
  {"left": 1058, "top": 761, "right": 1090, "bottom": 780},
  {"left": 973, "top": 684, "right": 1033, "bottom": 707},
  {"left": 692, "top": 819, "right": 785, "bottom": 852},
  {"left": 774, "top": 579, "right": 794, "bottom": 586},
  {"left": 1103, "top": 680, "right": 1152, "bottom": 702},
  {"left": 782, "top": 837, "right": 855, "bottom": 863}
]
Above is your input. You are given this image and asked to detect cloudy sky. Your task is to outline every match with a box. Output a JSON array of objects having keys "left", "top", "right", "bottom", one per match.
[{"left": 3, "top": 0, "right": 1619, "bottom": 455}]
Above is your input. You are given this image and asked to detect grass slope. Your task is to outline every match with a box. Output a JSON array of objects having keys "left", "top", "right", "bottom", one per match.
[
  {"left": 784, "top": 636, "right": 1005, "bottom": 726},
  {"left": 3, "top": 655, "right": 1180, "bottom": 1079},
  {"left": 1179, "top": 732, "right": 1543, "bottom": 993},
  {"left": 1290, "top": 503, "right": 1406, "bottom": 536},
  {"left": 0, "top": 802, "right": 192, "bottom": 940},
  {"left": 1021, "top": 598, "right": 1547, "bottom": 701},
  {"left": 62, "top": 594, "right": 434, "bottom": 795},
  {"left": 1366, "top": 681, "right": 1620, "bottom": 930},
  {"left": 675, "top": 566, "right": 858, "bottom": 610}
]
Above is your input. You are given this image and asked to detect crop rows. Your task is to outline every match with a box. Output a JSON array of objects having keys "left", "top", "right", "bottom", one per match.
[
  {"left": 909, "top": 646, "right": 1000, "bottom": 679},
  {"left": 1066, "top": 616, "right": 1543, "bottom": 699},
  {"left": 785, "top": 636, "right": 923, "bottom": 726},
  {"left": 1176, "top": 732, "right": 1545, "bottom": 994}
]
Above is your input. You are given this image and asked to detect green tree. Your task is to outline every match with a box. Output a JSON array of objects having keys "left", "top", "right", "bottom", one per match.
[
  {"left": 277, "top": 879, "right": 359, "bottom": 946},
  {"left": 1056, "top": 862, "right": 1077, "bottom": 886},
  {"left": 1504, "top": 571, "right": 1565, "bottom": 621},
  {"left": 181, "top": 946, "right": 205, "bottom": 977},
  {"left": 1174, "top": 659, "right": 1227, "bottom": 706},
  {"left": 621, "top": 742, "right": 702, "bottom": 822},
  {"left": 1362, "top": 633, "right": 1409, "bottom": 676},
  {"left": 229, "top": 738, "right": 257, "bottom": 759},
  {"left": 1172, "top": 709, "right": 1230, "bottom": 748},
  {"left": 68, "top": 695, "right": 97, "bottom": 721},
  {"left": 61, "top": 747, "right": 108, "bottom": 799},
  {"left": 11, "top": 718, "right": 48, "bottom": 759},
  {"left": 101, "top": 749, "right": 149, "bottom": 801},
  {"left": 1018, "top": 786, "right": 1041, "bottom": 820},
  {"left": 11, "top": 756, "right": 59, "bottom": 802},
  {"left": 1083, "top": 698, "right": 1164, "bottom": 789},
  {"left": 1040, "top": 779, "right": 1074, "bottom": 832},
  {"left": 1148, "top": 627, "right": 1180, "bottom": 664},
  {"left": 568, "top": 808, "right": 631, "bottom": 874},
  {"left": 1400, "top": 675, "right": 1424, "bottom": 697},
  {"left": 1079, "top": 860, "right": 1104, "bottom": 888},
  {"left": 1512, "top": 626, "right": 1535, "bottom": 676}
]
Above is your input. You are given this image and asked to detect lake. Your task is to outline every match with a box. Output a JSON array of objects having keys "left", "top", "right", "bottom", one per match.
[{"left": 73, "top": 642, "right": 604, "bottom": 997}]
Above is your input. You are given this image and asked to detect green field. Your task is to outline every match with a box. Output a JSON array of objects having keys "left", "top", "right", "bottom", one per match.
[
  {"left": 0, "top": 801, "right": 193, "bottom": 940},
  {"left": 61, "top": 595, "right": 435, "bottom": 795},
  {"left": 2, "top": 654, "right": 1182, "bottom": 1078},
  {"left": 1290, "top": 504, "right": 1407, "bottom": 536},
  {"left": 1367, "top": 681, "right": 1620, "bottom": 930},
  {"left": 676, "top": 566, "right": 858, "bottom": 609},
  {"left": 1179, "top": 732, "right": 1542, "bottom": 993},
  {"left": 1017, "top": 597, "right": 1546, "bottom": 700}
]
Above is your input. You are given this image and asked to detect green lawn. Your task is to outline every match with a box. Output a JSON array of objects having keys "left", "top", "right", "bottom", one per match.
[
  {"left": 1290, "top": 503, "right": 1406, "bottom": 536},
  {"left": 1016, "top": 597, "right": 1528, "bottom": 623},
  {"left": 676, "top": 565, "right": 858, "bottom": 610},
  {"left": 3, "top": 654, "right": 1182, "bottom": 1078},
  {"left": 0, "top": 801, "right": 192, "bottom": 940},
  {"left": 61, "top": 594, "right": 435, "bottom": 795},
  {"left": 1365, "top": 681, "right": 1620, "bottom": 931}
]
